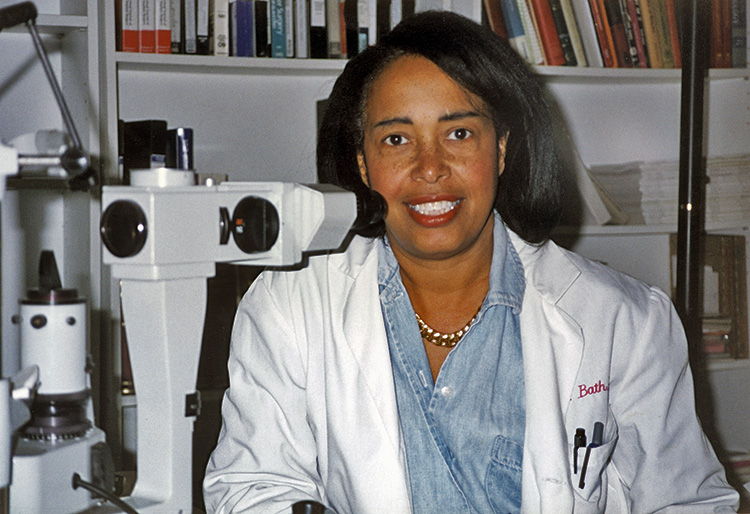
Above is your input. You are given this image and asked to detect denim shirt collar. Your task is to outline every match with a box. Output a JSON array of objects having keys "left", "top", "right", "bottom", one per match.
[{"left": 377, "top": 213, "right": 525, "bottom": 315}]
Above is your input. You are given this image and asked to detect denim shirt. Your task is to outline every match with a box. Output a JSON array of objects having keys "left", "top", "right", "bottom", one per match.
[{"left": 377, "top": 217, "right": 526, "bottom": 514}]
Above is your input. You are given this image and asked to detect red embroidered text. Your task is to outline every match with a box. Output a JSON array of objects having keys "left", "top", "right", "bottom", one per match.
[{"left": 578, "top": 380, "right": 609, "bottom": 399}]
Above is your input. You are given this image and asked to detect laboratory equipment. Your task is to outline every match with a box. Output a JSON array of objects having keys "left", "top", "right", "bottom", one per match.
[{"left": 101, "top": 178, "right": 385, "bottom": 512}]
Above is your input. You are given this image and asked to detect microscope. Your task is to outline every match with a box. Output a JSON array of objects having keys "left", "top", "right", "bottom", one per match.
[{"left": 100, "top": 178, "right": 384, "bottom": 513}]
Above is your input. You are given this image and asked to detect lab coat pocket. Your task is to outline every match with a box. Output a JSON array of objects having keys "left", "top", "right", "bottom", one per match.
[
  {"left": 485, "top": 435, "right": 523, "bottom": 514},
  {"left": 570, "top": 435, "right": 617, "bottom": 507}
]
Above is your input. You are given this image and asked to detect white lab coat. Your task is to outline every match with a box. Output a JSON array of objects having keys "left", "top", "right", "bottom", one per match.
[{"left": 204, "top": 229, "right": 739, "bottom": 514}]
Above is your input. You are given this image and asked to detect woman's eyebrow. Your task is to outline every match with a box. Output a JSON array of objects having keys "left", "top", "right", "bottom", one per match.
[{"left": 372, "top": 110, "right": 482, "bottom": 129}]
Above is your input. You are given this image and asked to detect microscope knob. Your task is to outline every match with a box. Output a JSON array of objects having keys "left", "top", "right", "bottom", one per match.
[{"left": 100, "top": 200, "right": 148, "bottom": 258}]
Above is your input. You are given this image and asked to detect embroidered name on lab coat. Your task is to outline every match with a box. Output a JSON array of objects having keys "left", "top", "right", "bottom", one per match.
[{"left": 577, "top": 380, "right": 608, "bottom": 399}]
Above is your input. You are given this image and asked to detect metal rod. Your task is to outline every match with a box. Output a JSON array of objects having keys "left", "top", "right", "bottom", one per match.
[
  {"left": 25, "top": 20, "right": 83, "bottom": 151},
  {"left": 675, "top": 0, "right": 709, "bottom": 348}
]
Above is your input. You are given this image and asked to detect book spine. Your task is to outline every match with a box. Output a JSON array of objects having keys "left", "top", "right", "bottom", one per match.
[
  {"left": 122, "top": 0, "right": 140, "bottom": 52},
  {"left": 197, "top": 0, "right": 211, "bottom": 54},
  {"left": 310, "top": 0, "right": 327, "bottom": 58},
  {"left": 212, "top": 0, "right": 230, "bottom": 55},
  {"left": 231, "top": 0, "right": 255, "bottom": 56},
  {"left": 548, "top": 0, "right": 578, "bottom": 64},
  {"left": 624, "top": 0, "right": 648, "bottom": 66},
  {"left": 140, "top": 0, "right": 156, "bottom": 53},
  {"left": 603, "top": 0, "right": 632, "bottom": 66},
  {"left": 571, "top": 0, "right": 604, "bottom": 65},
  {"left": 326, "top": 0, "right": 342, "bottom": 57},
  {"left": 170, "top": 0, "right": 183, "bottom": 53},
  {"left": 498, "top": 0, "right": 531, "bottom": 61},
  {"left": 270, "top": 0, "right": 286, "bottom": 57},
  {"left": 529, "top": 0, "right": 566, "bottom": 65},
  {"left": 339, "top": 0, "right": 348, "bottom": 57},
  {"left": 558, "top": 0, "right": 588, "bottom": 65},
  {"left": 617, "top": 0, "right": 639, "bottom": 67},
  {"left": 358, "top": 0, "right": 370, "bottom": 53},
  {"left": 639, "top": 0, "right": 663, "bottom": 67},
  {"left": 254, "top": 0, "right": 270, "bottom": 57},
  {"left": 390, "top": 0, "right": 402, "bottom": 29},
  {"left": 730, "top": 0, "right": 747, "bottom": 68},
  {"left": 184, "top": 0, "right": 198, "bottom": 53},
  {"left": 651, "top": 0, "right": 674, "bottom": 67},
  {"left": 589, "top": 0, "right": 616, "bottom": 66},
  {"left": 295, "top": 0, "right": 310, "bottom": 58},
  {"left": 156, "top": 0, "right": 172, "bottom": 53},
  {"left": 367, "top": 0, "right": 377, "bottom": 45},
  {"left": 664, "top": 0, "right": 681, "bottom": 67},
  {"left": 483, "top": 0, "right": 508, "bottom": 38},
  {"left": 285, "top": 0, "right": 294, "bottom": 57},
  {"left": 516, "top": 0, "right": 545, "bottom": 64}
]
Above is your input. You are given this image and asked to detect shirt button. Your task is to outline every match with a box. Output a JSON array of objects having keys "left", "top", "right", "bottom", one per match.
[{"left": 441, "top": 386, "right": 453, "bottom": 398}]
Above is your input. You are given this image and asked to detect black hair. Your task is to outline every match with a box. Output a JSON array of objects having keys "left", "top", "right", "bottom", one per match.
[{"left": 317, "top": 10, "right": 562, "bottom": 244}]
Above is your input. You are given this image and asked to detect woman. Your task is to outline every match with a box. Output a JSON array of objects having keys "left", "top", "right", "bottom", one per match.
[{"left": 204, "top": 11, "right": 738, "bottom": 513}]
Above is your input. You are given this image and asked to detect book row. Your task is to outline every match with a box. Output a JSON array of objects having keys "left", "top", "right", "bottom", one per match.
[
  {"left": 484, "top": 0, "right": 747, "bottom": 68},
  {"left": 115, "top": 1, "right": 482, "bottom": 59}
]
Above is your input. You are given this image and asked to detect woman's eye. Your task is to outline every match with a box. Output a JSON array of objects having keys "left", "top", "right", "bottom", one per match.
[
  {"left": 384, "top": 134, "right": 407, "bottom": 146},
  {"left": 448, "top": 128, "right": 472, "bottom": 141}
]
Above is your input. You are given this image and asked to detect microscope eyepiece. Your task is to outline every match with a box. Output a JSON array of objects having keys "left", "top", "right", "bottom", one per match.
[
  {"left": 101, "top": 200, "right": 148, "bottom": 258},
  {"left": 352, "top": 189, "right": 386, "bottom": 235}
]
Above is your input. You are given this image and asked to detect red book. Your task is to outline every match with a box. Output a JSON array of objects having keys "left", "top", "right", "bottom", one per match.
[
  {"left": 156, "top": 0, "right": 171, "bottom": 54},
  {"left": 529, "top": 0, "right": 566, "bottom": 65},
  {"left": 483, "top": 0, "right": 509, "bottom": 39},
  {"left": 604, "top": 0, "right": 633, "bottom": 66},
  {"left": 121, "top": 0, "right": 139, "bottom": 52},
  {"left": 664, "top": 0, "right": 681, "bottom": 67},
  {"left": 589, "top": 0, "right": 617, "bottom": 66},
  {"left": 625, "top": 0, "right": 649, "bottom": 67},
  {"left": 139, "top": 0, "right": 156, "bottom": 53}
]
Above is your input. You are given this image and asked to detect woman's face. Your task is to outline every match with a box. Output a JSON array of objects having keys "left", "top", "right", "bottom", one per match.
[{"left": 358, "top": 55, "right": 507, "bottom": 263}]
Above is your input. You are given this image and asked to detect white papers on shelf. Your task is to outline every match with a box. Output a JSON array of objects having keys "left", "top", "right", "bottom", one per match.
[{"left": 587, "top": 154, "right": 750, "bottom": 226}]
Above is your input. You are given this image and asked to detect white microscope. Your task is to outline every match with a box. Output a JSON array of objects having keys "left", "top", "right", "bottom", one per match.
[{"left": 100, "top": 176, "right": 384, "bottom": 513}]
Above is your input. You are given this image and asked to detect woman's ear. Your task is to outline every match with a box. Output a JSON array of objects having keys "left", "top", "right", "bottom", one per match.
[
  {"left": 357, "top": 152, "right": 370, "bottom": 187},
  {"left": 498, "top": 132, "right": 509, "bottom": 176}
]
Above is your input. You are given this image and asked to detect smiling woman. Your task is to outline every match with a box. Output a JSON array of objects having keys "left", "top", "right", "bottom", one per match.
[{"left": 204, "top": 10, "right": 739, "bottom": 514}]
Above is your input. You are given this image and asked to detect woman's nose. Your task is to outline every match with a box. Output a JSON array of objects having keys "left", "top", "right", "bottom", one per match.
[{"left": 411, "top": 144, "right": 450, "bottom": 183}]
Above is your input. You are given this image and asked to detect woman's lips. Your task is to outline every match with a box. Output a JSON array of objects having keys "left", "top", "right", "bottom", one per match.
[{"left": 405, "top": 197, "right": 462, "bottom": 227}]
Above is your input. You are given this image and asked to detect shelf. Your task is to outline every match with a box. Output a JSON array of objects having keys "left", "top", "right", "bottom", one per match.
[
  {"left": 5, "top": 14, "right": 88, "bottom": 35},
  {"left": 707, "top": 358, "right": 750, "bottom": 372},
  {"left": 113, "top": 52, "right": 749, "bottom": 82},
  {"left": 115, "top": 52, "right": 347, "bottom": 76},
  {"left": 555, "top": 221, "right": 750, "bottom": 236},
  {"left": 534, "top": 64, "right": 749, "bottom": 83}
]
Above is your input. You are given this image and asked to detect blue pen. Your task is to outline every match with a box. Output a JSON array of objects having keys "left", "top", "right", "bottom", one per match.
[{"left": 578, "top": 421, "right": 603, "bottom": 489}]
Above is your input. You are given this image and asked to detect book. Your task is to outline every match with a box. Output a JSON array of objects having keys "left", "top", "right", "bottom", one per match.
[
  {"left": 140, "top": 0, "right": 156, "bottom": 53},
  {"left": 270, "top": 0, "right": 286, "bottom": 57},
  {"left": 516, "top": 0, "right": 546, "bottom": 64},
  {"left": 730, "top": 0, "right": 747, "bottom": 68},
  {"left": 650, "top": 0, "right": 676, "bottom": 67},
  {"left": 639, "top": 0, "right": 663, "bottom": 67},
  {"left": 254, "top": 0, "right": 270, "bottom": 57},
  {"left": 285, "top": 0, "right": 294, "bottom": 56},
  {"left": 170, "top": 0, "right": 182, "bottom": 53},
  {"left": 295, "top": 0, "right": 310, "bottom": 58},
  {"left": 483, "top": 0, "right": 509, "bottom": 38},
  {"left": 230, "top": 0, "right": 254, "bottom": 56},
  {"left": 570, "top": 0, "right": 604, "bottom": 66},
  {"left": 197, "top": 0, "right": 211, "bottom": 54},
  {"left": 548, "top": 0, "right": 578, "bottom": 65},
  {"left": 390, "top": 0, "right": 403, "bottom": 29},
  {"left": 122, "top": 0, "right": 140, "bottom": 52},
  {"left": 310, "top": 0, "right": 327, "bottom": 58},
  {"left": 357, "top": 0, "right": 370, "bottom": 54},
  {"left": 589, "top": 0, "right": 617, "bottom": 66},
  {"left": 185, "top": 0, "right": 198, "bottom": 53},
  {"left": 664, "top": 0, "right": 681, "bottom": 67},
  {"left": 624, "top": 0, "right": 649, "bottom": 67},
  {"left": 211, "top": 0, "right": 230, "bottom": 55},
  {"left": 558, "top": 0, "right": 588, "bottom": 65},
  {"left": 498, "top": 0, "right": 534, "bottom": 63},
  {"left": 367, "top": 0, "right": 377, "bottom": 45},
  {"left": 156, "top": 0, "right": 172, "bottom": 53},
  {"left": 326, "top": 0, "right": 343, "bottom": 57},
  {"left": 617, "top": 0, "right": 640, "bottom": 67},
  {"left": 603, "top": 0, "right": 632, "bottom": 66},
  {"left": 528, "top": 0, "right": 566, "bottom": 65}
]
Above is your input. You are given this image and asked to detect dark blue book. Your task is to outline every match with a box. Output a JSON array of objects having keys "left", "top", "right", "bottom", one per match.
[{"left": 230, "top": 0, "right": 254, "bottom": 57}]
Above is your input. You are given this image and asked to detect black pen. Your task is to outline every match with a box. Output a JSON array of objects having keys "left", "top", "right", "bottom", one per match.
[
  {"left": 573, "top": 428, "right": 586, "bottom": 474},
  {"left": 578, "top": 421, "right": 603, "bottom": 489}
]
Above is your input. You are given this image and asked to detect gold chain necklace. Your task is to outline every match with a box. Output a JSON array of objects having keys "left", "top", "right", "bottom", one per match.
[{"left": 415, "top": 311, "right": 478, "bottom": 348}]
